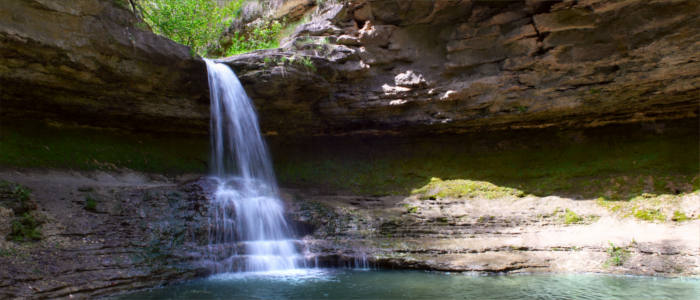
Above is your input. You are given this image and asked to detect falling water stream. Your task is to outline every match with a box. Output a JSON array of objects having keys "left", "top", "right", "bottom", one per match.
[
  {"left": 204, "top": 59, "right": 301, "bottom": 272},
  {"left": 114, "top": 59, "right": 700, "bottom": 300}
]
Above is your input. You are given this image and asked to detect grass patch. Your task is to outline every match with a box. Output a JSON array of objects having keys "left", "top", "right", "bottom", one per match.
[
  {"left": 605, "top": 242, "right": 630, "bottom": 267},
  {"left": 597, "top": 192, "right": 686, "bottom": 222},
  {"left": 563, "top": 209, "right": 583, "bottom": 224},
  {"left": 8, "top": 212, "right": 41, "bottom": 242},
  {"left": 411, "top": 177, "right": 524, "bottom": 199},
  {"left": 632, "top": 208, "right": 666, "bottom": 222},
  {"left": 671, "top": 210, "right": 689, "bottom": 222},
  {"left": 1, "top": 181, "right": 42, "bottom": 242}
]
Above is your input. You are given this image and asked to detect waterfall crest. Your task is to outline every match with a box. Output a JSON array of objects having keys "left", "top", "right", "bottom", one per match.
[{"left": 204, "top": 59, "right": 300, "bottom": 272}]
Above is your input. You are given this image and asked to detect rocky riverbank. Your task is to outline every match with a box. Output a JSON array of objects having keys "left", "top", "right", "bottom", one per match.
[
  {"left": 0, "top": 170, "right": 212, "bottom": 299},
  {"left": 287, "top": 186, "right": 700, "bottom": 276},
  {"left": 0, "top": 164, "right": 697, "bottom": 298}
]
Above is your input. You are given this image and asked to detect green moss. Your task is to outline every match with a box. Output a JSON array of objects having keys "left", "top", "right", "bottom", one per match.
[
  {"left": 403, "top": 204, "right": 419, "bottom": 214},
  {"left": 273, "top": 123, "right": 698, "bottom": 198},
  {"left": 411, "top": 177, "right": 524, "bottom": 200},
  {"left": 671, "top": 210, "right": 689, "bottom": 222},
  {"left": 563, "top": 209, "right": 583, "bottom": 224},
  {"left": 633, "top": 208, "right": 666, "bottom": 222}
]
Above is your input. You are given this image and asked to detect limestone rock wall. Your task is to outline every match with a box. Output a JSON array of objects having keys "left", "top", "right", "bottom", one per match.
[
  {"left": 226, "top": 0, "right": 700, "bottom": 136},
  {"left": 1, "top": 0, "right": 697, "bottom": 136},
  {"left": 0, "top": 0, "right": 209, "bottom": 134}
]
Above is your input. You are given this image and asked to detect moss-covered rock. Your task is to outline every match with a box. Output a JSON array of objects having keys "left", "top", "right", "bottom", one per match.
[{"left": 412, "top": 177, "right": 524, "bottom": 200}]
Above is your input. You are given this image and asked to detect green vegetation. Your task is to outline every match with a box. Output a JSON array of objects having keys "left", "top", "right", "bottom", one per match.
[
  {"left": 273, "top": 124, "right": 698, "bottom": 198},
  {"left": 261, "top": 55, "right": 316, "bottom": 71},
  {"left": 134, "top": 0, "right": 310, "bottom": 57},
  {"left": 411, "top": 177, "right": 524, "bottom": 200},
  {"left": 278, "top": 14, "right": 311, "bottom": 39},
  {"left": 0, "top": 122, "right": 208, "bottom": 174},
  {"left": 515, "top": 105, "right": 529, "bottom": 113},
  {"left": 139, "top": 0, "right": 244, "bottom": 56},
  {"left": 225, "top": 20, "right": 282, "bottom": 56},
  {"left": 0, "top": 247, "right": 18, "bottom": 257},
  {"left": 299, "top": 56, "right": 316, "bottom": 71},
  {"left": 403, "top": 204, "right": 419, "bottom": 214},
  {"left": 85, "top": 196, "right": 98, "bottom": 212},
  {"left": 605, "top": 242, "right": 630, "bottom": 267},
  {"left": 671, "top": 210, "right": 689, "bottom": 222},
  {"left": 632, "top": 208, "right": 666, "bottom": 222},
  {"left": 596, "top": 192, "right": 690, "bottom": 222},
  {"left": 0, "top": 181, "right": 42, "bottom": 242},
  {"left": 8, "top": 212, "right": 42, "bottom": 242},
  {"left": 563, "top": 209, "right": 583, "bottom": 224}
]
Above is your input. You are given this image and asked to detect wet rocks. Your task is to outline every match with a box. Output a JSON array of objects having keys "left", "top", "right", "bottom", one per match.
[{"left": 0, "top": 171, "right": 215, "bottom": 299}]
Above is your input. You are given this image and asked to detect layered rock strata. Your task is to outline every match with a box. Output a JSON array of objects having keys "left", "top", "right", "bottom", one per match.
[
  {"left": 286, "top": 188, "right": 700, "bottom": 276},
  {"left": 2, "top": 0, "right": 697, "bottom": 136},
  {"left": 0, "top": 0, "right": 209, "bottom": 134},
  {"left": 224, "top": 0, "right": 700, "bottom": 136}
]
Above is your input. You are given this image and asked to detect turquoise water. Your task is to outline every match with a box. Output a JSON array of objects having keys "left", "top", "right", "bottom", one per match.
[{"left": 115, "top": 269, "right": 700, "bottom": 300}]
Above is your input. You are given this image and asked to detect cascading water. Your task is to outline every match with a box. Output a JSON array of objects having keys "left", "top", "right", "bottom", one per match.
[{"left": 204, "top": 59, "right": 301, "bottom": 272}]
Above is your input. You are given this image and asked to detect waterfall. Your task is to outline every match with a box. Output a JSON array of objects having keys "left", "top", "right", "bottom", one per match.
[{"left": 204, "top": 59, "right": 301, "bottom": 272}]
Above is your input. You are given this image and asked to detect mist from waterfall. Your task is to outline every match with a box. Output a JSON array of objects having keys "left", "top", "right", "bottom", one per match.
[{"left": 204, "top": 59, "right": 301, "bottom": 272}]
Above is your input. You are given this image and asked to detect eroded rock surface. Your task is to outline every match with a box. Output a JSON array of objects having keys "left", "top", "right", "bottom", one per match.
[
  {"left": 284, "top": 188, "right": 700, "bottom": 276},
  {"left": 0, "top": 171, "right": 215, "bottom": 299},
  {"left": 225, "top": 0, "right": 700, "bottom": 136},
  {"left": 2, "top": 0, "right": 697, "bottom": 137},
  {"left": 0, "top": 0, "right": 209, "bottom": 134}
]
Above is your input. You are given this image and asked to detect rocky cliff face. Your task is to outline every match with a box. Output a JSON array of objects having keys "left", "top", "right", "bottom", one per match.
[
  {"left": 285, "top": 185, "right": 700, "bottom": 276},
  {"left": 225, "top": 0, "right": 699, "bottom": 136},
  {"left": 0, "top": 0, "right": 209, "bottom": 134},
  {"left": 0, "top": 171, "right": 215, "bottom": 299},
  {"left": 2, "top": 0, "right": 697, "bottom": 137}
]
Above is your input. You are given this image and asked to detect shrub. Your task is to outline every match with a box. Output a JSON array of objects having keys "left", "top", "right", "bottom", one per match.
[
  {"left": 224, "top": 20, "right": 282, "bottom": 56},
  {"left": 139, "top": 0, "right": 243, "bottom": 56},
  {"left": 8, "top": 213, "right": 41, "bottom": 242},
  {"left": 605, "top": 242, "right": 630, "bottom": 266}
]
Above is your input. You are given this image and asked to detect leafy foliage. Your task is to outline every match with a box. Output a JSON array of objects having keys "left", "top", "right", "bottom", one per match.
[
  {"left": 225, "top": 20, "right": 283, "bottom": 56},
  {"left": 139, "top": 0, "right": 243, "bottom": 56},
  {"left": 605, "top": 242, "right": 630, "bottom": 266},
  {"left": 9, "top": 213, "right": 42, "bottom": 242}
]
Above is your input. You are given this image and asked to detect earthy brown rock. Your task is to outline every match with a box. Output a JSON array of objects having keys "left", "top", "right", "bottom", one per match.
[
  {"left": 285, "top": 187, "right": 700, "bottom": 276},
  {"left": 1, "top": 0, "right": 698, "bottom": 137},
  {"left": 0, "top": 0, "right": 209, "bottom": 134},
  {"left": 0, "top": 170, "right": 218, "bottom": 299},
  {"left": 222, "top": 0, "right": 699, "bottom": 136}
]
